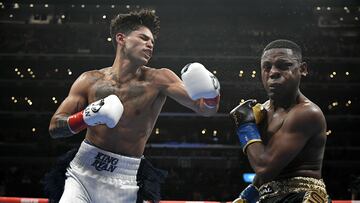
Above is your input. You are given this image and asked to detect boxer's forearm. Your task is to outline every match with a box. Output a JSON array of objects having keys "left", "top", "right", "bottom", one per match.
[
  {"left": 49, "top": 95, "right": 123, "bottom": 138},
  {"left": 246, "top": 143, "right": 280, "bottom": 183},
  {"left": 49, "top": 116, "right": 73, "bottom": 139}
]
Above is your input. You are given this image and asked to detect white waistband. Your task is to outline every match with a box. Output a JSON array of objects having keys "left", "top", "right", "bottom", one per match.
[{"left": 70, "top": 141, "right": 141, "bottom": 180}]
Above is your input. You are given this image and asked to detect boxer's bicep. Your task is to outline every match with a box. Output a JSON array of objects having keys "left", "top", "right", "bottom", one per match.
[
  {"left": 248, "top": 107, "right": 322, "bottom": 182},
  {"left": 49, "top": 73, "right": 91, "bottom": 138},
  {"left": 156, "top": 68, "right": 200, "bottom": 111},
  {"left": 257, "top": 126, "right": 309, "bottom": 179}
]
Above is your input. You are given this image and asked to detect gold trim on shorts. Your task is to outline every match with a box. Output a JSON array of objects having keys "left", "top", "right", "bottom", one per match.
[{"left": 258, "top": 176, "right": 329, "bottom": 203}]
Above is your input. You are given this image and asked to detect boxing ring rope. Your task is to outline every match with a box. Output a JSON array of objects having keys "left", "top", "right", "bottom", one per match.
[
  {"left": 0, "top": 197, "right": 359, "bottom": 203},
  {"left": 0, "top": 197, "right": 49, "bottom": 203}
]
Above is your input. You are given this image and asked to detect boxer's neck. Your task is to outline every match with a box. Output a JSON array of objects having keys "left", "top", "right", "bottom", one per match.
[
  {"left": 111, "top": 54, "right": 143, "bottom": 83},
  {"left": 270, "top": 90, "right": 301, "bottom": 110}
]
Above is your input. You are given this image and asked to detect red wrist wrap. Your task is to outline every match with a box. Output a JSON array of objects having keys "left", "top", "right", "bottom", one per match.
[
  {"left": 203, "top": 95, "right": 220, "bottom": 107},
  {"left": 67, "top": 111, "right": 87, "bottom": 134}
]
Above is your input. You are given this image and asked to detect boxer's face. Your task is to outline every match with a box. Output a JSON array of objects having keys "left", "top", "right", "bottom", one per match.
[
  {"left": 121, "top": 26, "right": 154, "bottom": 65},
  {"left": 261, "top": 48, "right": 307, "bottom": 100}
]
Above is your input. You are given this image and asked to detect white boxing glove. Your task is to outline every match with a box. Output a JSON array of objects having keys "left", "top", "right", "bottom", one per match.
[
  {"left": 67, "top": 94, "right": 124, "bottom": 133},
  {"left": 181, "top": 62, "right": 220, "bottom": 100}
]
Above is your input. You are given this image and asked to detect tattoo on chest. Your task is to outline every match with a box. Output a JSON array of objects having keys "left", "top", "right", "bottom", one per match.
[
  {"left": 93, "top": 79, "right": 151, "bottom": 115},
  {"left": 127, "top": 84, "right": 146, "bottom": 99},
  {"left": 125, "top": 84, "right": 148, "bottom": 111},
  {"left": 125, "top": 84, "right": 153, "bottom": 115},
  {"left": 94, "top": 83, "right": 117, "bottom": 100}
]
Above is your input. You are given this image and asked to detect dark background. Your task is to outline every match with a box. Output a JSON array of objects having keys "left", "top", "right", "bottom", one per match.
[{"left": 0, "top": 0, "right": 359, "bottom": 201}]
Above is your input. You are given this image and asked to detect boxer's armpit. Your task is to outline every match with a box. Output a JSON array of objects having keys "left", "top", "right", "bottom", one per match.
[{"left": 49, "top": 116, "right": 74, "bottom": 138}]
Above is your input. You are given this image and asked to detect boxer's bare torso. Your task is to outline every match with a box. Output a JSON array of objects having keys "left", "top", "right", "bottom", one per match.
[
  {"left": 49, "top": 65, "right": 216, "bottom": 157},
  {"left": 259, "top": 94, "right": 326, "bottom": 182},
  {"left": 82, "top": 66, "right": 168, "bottom": 157}
]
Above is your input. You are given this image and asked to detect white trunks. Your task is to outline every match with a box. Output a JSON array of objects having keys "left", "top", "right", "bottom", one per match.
[{"left": 59, "top": 140, "right": 141, "bottom": 203}]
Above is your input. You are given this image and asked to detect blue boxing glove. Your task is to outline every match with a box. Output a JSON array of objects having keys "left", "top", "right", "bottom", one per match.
[
  {"left": 233, "top": 184, "right": 259, "bottom": 203},
  {"left": 230, "top": 100, "right": 265, "bottom": 153}
]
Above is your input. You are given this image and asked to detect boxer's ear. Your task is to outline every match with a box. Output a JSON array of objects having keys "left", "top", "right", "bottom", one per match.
[
  {"left": 299, "top": 61, "right": 308, "bottom": 77},
  {"left": 116, "top": 33, "right": 126, "bottom": 46}
]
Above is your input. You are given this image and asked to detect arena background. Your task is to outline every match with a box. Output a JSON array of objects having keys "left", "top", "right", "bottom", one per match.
[{"left": 0, "top": 0, "right": 360, "bottom": 201}]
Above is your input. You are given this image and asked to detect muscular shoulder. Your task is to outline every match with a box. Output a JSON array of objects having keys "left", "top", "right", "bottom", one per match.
[
  {"left": 144, "top": 67, "right": 180, "bottom": 84},
  {"left": 83, "top": 69, "right": 107, "bottom": 80},
  {"left": 292, "top": 100, "right": 325, "bottom": 122},
  {"left": 285, "top": 100, "right": 326, "bottom": 136},
  {"left": 69, "top": 69, "right": 106, "bottom": 95},
  {"left": 76, "top": 69, "right": 106, "bottom": 85}
]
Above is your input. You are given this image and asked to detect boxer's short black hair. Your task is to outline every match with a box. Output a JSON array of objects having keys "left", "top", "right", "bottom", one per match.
[
  {"left": 262, "top": 39, "right": 302, "bottom": 60},
  {"left": 110, "top": 9, "right": 160, "bottom": 48}
]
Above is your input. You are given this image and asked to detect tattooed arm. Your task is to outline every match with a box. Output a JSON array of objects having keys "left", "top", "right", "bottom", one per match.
[{"left": 49, "top": 72, "right": 94, "bottom": 138}]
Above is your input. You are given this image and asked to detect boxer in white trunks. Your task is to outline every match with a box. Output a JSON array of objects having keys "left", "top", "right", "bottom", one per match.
[{"left": 47, "top": 9, "right": 220, "bottom": 203}]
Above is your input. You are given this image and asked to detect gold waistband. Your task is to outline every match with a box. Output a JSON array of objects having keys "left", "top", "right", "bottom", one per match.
[{"left": 259, "top": 177, "right": 328, "bottom": 202}]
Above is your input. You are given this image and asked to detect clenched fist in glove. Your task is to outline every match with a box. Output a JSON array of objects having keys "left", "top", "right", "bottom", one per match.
[
  {"left": 67, "top": 94, "right": 124, "bottom": 134},
  {"left": 230, "top": 99, "right": 265, "bottom": 153},
  {"left": 181, "top": 62, "right": 220, "bottom": 108}
]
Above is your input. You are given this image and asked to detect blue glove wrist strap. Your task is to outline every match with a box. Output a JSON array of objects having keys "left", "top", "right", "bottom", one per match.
[
  {"left": 239, "top": 184, "right": 259, "bottom": 203},
  {"left": 236, "top": 123, "right": 262, "bottom": 152}
]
